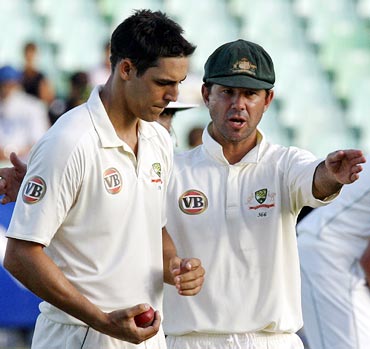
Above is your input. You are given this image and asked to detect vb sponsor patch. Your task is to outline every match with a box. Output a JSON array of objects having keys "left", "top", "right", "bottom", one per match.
[
  {"left": 179, "top": 189, "right": 208, "bottom": 215},
  {"left": 23, "top": 176, "right": 47, "bottom": 204},
  {"left": 103, "top": 168, "right": 122, "bottom": 194}
]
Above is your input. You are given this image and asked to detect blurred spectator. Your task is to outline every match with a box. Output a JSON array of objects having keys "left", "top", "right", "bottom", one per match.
[
  {"left": 0, "top": 65, "right": 50, "bottom": 162},
  {"left": 21, "top": 42, "right": 55, "bottom": 106},
  {"left": 0, "top": 328, "right": 30, "bottom": 348},
  {"left": 157, "top": 108, "right": 174, "bottom": 133},
  {"left": 88, "top": 41, "right": 111, "bottom": 86},
  {"left": 158, "top": 101, "right": 198, "bottom": 133},
  {"left": 187, "top": 126, "right": 203, "bottom": 148},
  {"left": 65, "top": 71, "right": 91, "bottom": 111},
  {"left": 48, "top": 71, "right": 91, "bottom": 125}
]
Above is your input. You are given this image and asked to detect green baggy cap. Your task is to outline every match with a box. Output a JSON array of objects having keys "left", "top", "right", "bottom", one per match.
[{"left": 203, "top": 39, "right": 275, "bottom": 90}]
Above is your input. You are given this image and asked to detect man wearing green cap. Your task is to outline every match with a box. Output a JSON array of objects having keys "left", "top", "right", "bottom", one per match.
[
  {"left": 0, "top": 39, "right": 366, "bottom": 349},
  {"left": 162, "top": 39, "right": 365, "bottom": 349}
]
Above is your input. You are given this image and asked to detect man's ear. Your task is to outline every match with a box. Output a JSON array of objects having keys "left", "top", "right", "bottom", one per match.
[
  {"left": 201, "top": 84, "right": 210, "bottom": 107},
  {"left": 263, "top": 89, "right": 274, "bottom": 113},
  {"left": 118, "top": 58, "right": 134, "bottom": 80}
]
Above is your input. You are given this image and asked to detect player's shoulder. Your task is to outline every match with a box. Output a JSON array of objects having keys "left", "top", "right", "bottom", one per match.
[
  {"left": 173, "top": 145, "right": 204, "bottom": 172},
  {"left": 30, "top": 105, "right": 95, "bottom": 161},
  {"left": 262, "top": 141, "right": 316, "bottom": 163},
  {"left": 149, "top": 120, "right": 172, "bottom": 139},
  {"left": 142, "top": 121, "right": 173, "bottom": 151}
]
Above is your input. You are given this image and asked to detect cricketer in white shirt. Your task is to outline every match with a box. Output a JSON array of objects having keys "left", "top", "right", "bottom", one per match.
[{"left": 163, "top": 126, "right": 336, "bottom": 346}]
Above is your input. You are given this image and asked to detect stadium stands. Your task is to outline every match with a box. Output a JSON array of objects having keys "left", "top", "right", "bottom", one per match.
[{"left": 0, "top": 0, "right": 368, "bottom": 155}]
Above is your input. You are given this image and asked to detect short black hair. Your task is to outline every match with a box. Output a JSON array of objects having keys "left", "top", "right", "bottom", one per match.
[{"left": 110, "top": 9, "right": 196, "bottom": 76}]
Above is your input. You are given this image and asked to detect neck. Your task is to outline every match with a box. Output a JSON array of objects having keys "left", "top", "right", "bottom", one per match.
[
  {"left": 208, "top": 124, "right": 257, "bottom": 165},
  {"left": 100, "top": 81, "right": 140, "bottom": 155}
]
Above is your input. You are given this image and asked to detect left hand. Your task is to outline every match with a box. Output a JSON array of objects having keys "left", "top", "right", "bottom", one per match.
[
  {"left": 0, "top": 152, "right": 27, "bottom": 204},
  {"left": 169, "top": 257, "right": 205, "bottom": 296},
  {"left": 325, "top": 149, "right": 365, "bottom": 184}
]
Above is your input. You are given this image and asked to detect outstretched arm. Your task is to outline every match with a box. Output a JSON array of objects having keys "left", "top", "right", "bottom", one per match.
[
  {"left": 313, "top": 149, "right": 366, "bottom": 200},
  {"left": 162, "top": 227, "right": 205, "bottom": 296},
  {"left": 0, "top": 152, "right": 27, "bottom": 204}
]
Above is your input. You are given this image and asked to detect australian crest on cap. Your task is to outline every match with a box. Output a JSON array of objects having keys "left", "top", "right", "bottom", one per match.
[{"left": 232, "top": 58, "right": 257, "bottom": 76}]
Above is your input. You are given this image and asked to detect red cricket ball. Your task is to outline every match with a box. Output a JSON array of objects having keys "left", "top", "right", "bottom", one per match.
[{"left": 134, "top": 306, "right": 155, "bottom": 328}]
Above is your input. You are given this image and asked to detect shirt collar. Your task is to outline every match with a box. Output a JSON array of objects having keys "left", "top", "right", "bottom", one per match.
[{"left": 202, "top": 122, "right": 266, "bottom": 165}]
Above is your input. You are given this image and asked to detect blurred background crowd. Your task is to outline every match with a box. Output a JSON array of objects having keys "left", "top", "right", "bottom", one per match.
[
  {"left": 0, "top": 0, "right": 369, "bottom": 156},
  {"left": 0, "top": 0, "right": 369, "bottom": 348}
]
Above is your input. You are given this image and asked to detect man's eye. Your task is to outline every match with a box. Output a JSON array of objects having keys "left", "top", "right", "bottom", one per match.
[{"left": 247, "top": 90, "right": 257, "bottom": 95}]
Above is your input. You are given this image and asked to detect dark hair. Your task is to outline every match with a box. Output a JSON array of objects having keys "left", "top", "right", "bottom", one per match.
[
  {"left": 203, "top": 82, "right": 213, "bottom": 91},
  {"left": 70, "top": 71, "right": 88, "bottom": 89},
  {"left": 110, "top": 9, "right": 196, "bottom": 76},
  {"left": 160, "top": 108, "right": 176, "bottom": 117},
  {"left": 24, "top": 41, "right": 37, "bottom": 54},
  {"left": 188, "top": 126, "right": 203, "bottom": 148}
]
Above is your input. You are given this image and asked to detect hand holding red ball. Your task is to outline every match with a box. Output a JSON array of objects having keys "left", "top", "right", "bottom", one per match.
[{"left": 134, "top": 306, "right": 155, "bottom": 328}]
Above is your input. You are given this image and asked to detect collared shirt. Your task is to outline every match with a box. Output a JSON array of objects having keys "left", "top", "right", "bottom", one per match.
[
  {"left": 163, "top": 125, "right": 328, "bottom": 335},
  {"left": 7, "top": 86, "right": 173, "bottom": 325}
]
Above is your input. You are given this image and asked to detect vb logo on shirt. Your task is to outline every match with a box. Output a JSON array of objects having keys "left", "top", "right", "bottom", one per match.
[
  {"left": 179, "top": 189, "right": 208, "bottom": 215},
  {"left": 23, "top": 176, "right": 47, "bottom": 204},
  {"left": 103, "top": 168, "right": 122, "bottom": 194}
]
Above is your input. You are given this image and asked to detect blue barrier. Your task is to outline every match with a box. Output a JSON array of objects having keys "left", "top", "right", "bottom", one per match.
[{"left": 0, "top": 201, "right": 41, "bottom": 328}]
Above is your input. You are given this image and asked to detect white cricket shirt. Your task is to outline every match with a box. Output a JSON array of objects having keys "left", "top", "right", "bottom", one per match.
[
  {"left": 163, "top": 126, "right": 330, "bottom": 335},
  {"left": 6, "top": 86, "right": 173, "bottom": 325},
  {"left": 297, "top": 156, "right": 370, "bottom": 257}
]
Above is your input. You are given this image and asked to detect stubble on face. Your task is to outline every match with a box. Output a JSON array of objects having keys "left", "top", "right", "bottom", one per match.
[
  {"left": 129, "top": 57, "right": 189, "bottom": 123},
  {"left": 206, "top": 85, "right": 271, "bottom": 153}
]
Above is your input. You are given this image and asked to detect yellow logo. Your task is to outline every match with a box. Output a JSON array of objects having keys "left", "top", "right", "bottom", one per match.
[
  {"left": 255, "top": 188, "right": 267, "bottom": 204},
  {"left": 247, "top": 188, "right": 276, "bottom": 210},
  {"left": 232, "top": 58, "right": 257, "bottom": 76},
  {"left": 151, "top": 163, "right": 162, "bottom": 184},
  {"left": 152, "top": 163, "right": 161, "bottom": 177}
]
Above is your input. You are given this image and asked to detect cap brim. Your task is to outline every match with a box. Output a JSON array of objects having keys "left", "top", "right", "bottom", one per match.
[
  {"left": 205, "top": 75, "right": 274, "bottom": 90},
  {"left": 165, "top": 101, "right": 199, "bottom": 111}
]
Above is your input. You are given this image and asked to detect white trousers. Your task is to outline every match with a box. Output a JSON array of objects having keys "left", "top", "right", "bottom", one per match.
[
  {"left": 299, "top": 234, "right": 370, "bottom": 349},
  {"left": 31, "top": 313, "right": 167, "bottom": 349},
  {"left": 166, "top": 332, "right": 303, "bottom": 349}
]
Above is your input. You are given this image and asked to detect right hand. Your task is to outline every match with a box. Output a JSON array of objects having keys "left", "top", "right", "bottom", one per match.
[
  {"left": 169, "top": 257, "right": 205, "bottom": 296},
  {"left": 0, "top": 152, "right": 27, "bottom": 204},
  {"left": 100, "top": 304, "right": 161, "bottom": 344}
]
